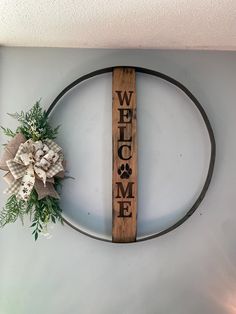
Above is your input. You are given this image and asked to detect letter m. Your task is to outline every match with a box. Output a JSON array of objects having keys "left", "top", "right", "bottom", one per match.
[{"left": 116, "top": 182, "right": 134, "bottom": 198}]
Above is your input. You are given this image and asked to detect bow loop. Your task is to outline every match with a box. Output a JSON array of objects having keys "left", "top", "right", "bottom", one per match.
[{"left": 0, "top": 134, "right": 65, "bottom": 200}]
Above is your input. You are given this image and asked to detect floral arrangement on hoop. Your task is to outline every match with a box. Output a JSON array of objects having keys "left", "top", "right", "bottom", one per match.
[{"left": 0, "top": 102, "right": 66, "bottom": 240}]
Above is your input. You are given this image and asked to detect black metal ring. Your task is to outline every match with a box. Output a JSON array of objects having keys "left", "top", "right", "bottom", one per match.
[{"left": 46, "top": 66, "right": 216, "bottom": 243}]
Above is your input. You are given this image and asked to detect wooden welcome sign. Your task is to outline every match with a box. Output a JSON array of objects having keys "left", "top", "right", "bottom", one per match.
[
  {"left": 47, "top": 66, "right": 215, "bottom": 243},
  {"left": 112, "top": 68, "right": 137, "bottom": 243}
]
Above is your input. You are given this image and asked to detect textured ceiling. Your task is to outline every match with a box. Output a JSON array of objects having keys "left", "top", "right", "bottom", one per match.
[{"left": 0, "top": 0, "right": 236, "bottom": 49}]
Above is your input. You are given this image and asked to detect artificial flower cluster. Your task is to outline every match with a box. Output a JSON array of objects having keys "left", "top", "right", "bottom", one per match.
[{"left": 0, "top": 102, "right": 66, "bottom": 240}]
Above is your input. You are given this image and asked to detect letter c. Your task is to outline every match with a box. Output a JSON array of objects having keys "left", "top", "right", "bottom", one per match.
[{"left": 118, "top": 145, "right": 132, "bottom": 160}]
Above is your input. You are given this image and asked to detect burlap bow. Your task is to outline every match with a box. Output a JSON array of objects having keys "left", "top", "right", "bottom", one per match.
[{"left": 0, "top": 133, "right": 65, "bottom": 200}]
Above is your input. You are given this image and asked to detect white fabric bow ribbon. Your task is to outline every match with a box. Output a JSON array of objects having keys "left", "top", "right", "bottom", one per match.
[{"left": 3, "top": 136, "right": 64, "bottom": 200}]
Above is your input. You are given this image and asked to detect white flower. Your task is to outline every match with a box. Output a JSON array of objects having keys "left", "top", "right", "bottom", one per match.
[{"left": 42, "top": 225, "right": 53, "bottom": 239}]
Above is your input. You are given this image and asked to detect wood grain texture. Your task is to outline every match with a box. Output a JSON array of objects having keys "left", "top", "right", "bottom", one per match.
[{"left": 112, "top": 67, "right": 137, "bottom": 242}]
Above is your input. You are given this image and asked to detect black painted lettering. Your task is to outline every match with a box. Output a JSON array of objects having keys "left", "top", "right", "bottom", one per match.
[
  {"left": 115, "top": 91, "right": 134, "bottom": 106},
  {"left": 116, "top": 182, "right": 134, "bottom": 198},
  {"left": 118, "top": 108, "right": 133, "bottom": 123},
  {"left": 117, "top": 201, "right": 132, "bottom": 218},
  {"left": 118, "top": 145, "right": 132, "bottom": 160},
  {"left": 118, "top": 126, "right": 132, "bottom": 142}
]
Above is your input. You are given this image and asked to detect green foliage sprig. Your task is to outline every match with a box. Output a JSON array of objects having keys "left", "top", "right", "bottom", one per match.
[
  {"left": 7, "top": 100, "right": 60, "bottom": 141},
  {"left": 0, "top": 101, "right": 64, "bottom": 240},
  {"left": 0, "top": 126, "right": 16, "bottom": 138}
]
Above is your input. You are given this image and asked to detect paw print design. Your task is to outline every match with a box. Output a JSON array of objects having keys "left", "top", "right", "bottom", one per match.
[
  {"left": 22, "top": 187, "right": 28, "bottom": 194},
  {"left": 118, "top": 163, "right": 132, "bottom": 179}
]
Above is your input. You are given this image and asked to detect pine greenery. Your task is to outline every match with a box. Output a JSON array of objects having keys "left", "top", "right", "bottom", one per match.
[
  {"left": 7, "top": 100, "right": 60, "bottom": 141},
  {"left": 0, "top": 195, "right": 27, "bottom": 227},
  {"left": 0, "top": 126, "right": 16, "bottom": 138},
  {"left": 0, "top": 101, "right": 63, "bottom": 240}
]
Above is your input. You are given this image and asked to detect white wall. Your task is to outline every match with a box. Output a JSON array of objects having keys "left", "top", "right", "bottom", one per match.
[
  {"left": 0, "top": 48, "right": 236, "bottom": 314},
  {"left": 1, "top": 0, "right": 236, "bottom": 50}
]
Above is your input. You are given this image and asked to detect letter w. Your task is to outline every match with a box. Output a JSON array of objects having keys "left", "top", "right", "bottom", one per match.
[{"left": 115, "top": 91, "right": 134, "bottom": 106}]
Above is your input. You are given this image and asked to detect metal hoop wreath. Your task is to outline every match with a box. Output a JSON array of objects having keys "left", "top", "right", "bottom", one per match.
[{"left": 46, "top": 66, "right": 216, "bottom": 243}]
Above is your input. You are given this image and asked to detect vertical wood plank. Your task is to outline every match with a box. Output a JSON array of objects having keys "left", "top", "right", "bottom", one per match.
[{"left": 112, "top": 67, "right": 137, "bottom": 242}]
